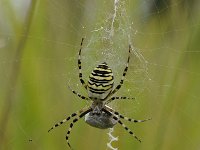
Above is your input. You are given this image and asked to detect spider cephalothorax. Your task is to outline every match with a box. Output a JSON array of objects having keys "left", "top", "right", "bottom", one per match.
[{"left": 48, "top": 38, "right": 151, "bottom": 149}]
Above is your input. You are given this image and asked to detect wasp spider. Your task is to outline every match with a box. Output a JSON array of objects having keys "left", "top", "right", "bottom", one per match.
[{"left": 48, "top": 38, "right": 151, "bottom": 149}]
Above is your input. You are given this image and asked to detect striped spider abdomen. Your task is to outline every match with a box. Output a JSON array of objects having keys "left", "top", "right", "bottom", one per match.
[
  {"left": 87, "top": 62, "right": 114, "bottom": 100},
  {"left": 48, "top": 38, "right": 151, "bottom": 150}
]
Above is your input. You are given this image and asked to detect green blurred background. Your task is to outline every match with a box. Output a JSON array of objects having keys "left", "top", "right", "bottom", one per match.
[{"left": 1, "top": 0, "right": 200, "bottom": 150}]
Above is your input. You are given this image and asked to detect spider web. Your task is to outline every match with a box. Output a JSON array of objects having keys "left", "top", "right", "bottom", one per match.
[{"left": 0, "top": 0, "right": 200, "bottom": 150}]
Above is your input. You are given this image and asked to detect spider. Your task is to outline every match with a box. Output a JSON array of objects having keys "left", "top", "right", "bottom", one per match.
[{"left": 48, "top": 38, "right": 151, "bottom": 149}]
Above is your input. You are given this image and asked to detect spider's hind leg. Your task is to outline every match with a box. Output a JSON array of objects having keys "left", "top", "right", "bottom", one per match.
[
  {"left": 78, "top": 38, "right": 88, "bottom": 90},
  {"left": 107, "top": 45, "right": 131, "bottom": 99}
]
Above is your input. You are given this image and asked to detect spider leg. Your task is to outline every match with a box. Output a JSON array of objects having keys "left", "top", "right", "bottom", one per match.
[
  {"left": 66, "top": 108, "right": 92, "bottom": 149},
  {"left": 106, "top": 45, "right": 131, "bottom": 99},
  {"left": 105, "top": 105, "right": 151, "bottom": 123},
  {"left": 67, "top": 85, "right": 89, "bottom": 101},
  {"left": 106, "top": 96, "right": 135, "bottom": 104},
  {"left": 114, "top": 116, "right": 141, "bottom": 142},
  {"left": 103, "top": 108, "right": 141, "bottom": 142},
  {"left": 48, "top": 107, "right": 89, "bottom": 132},
  {"left": 78, "top": 38, "right": 88, "bottom": 90}
]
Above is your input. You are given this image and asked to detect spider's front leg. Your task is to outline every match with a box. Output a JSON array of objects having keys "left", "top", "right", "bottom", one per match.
[
  {"left": 66, "top": 108, "right": 92, "bottom": 149},
  {"left": 102, "top": 107, "right": 142, "bottom": 142},
  {"left": 105, "top": 105, "right": 151, "bottom": 123},
  {"left": 48, "top": 107, "right": 90, "bottom": 132}
]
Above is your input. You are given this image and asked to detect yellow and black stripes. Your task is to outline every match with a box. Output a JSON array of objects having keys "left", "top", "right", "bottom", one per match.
[
  {"left": 48, "top": 40, "right": 151, "bottom": 148},
  {"left": 77, "top": 39, "right": 131, "bottom": 102},
  {"left": 87, "top": 62, "right": 114, "bottom": 99}
]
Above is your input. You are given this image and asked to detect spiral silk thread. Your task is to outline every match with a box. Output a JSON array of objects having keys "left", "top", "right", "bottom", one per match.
[{"left": 107, "top": 128, "right": 118, "bottom": 150}]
